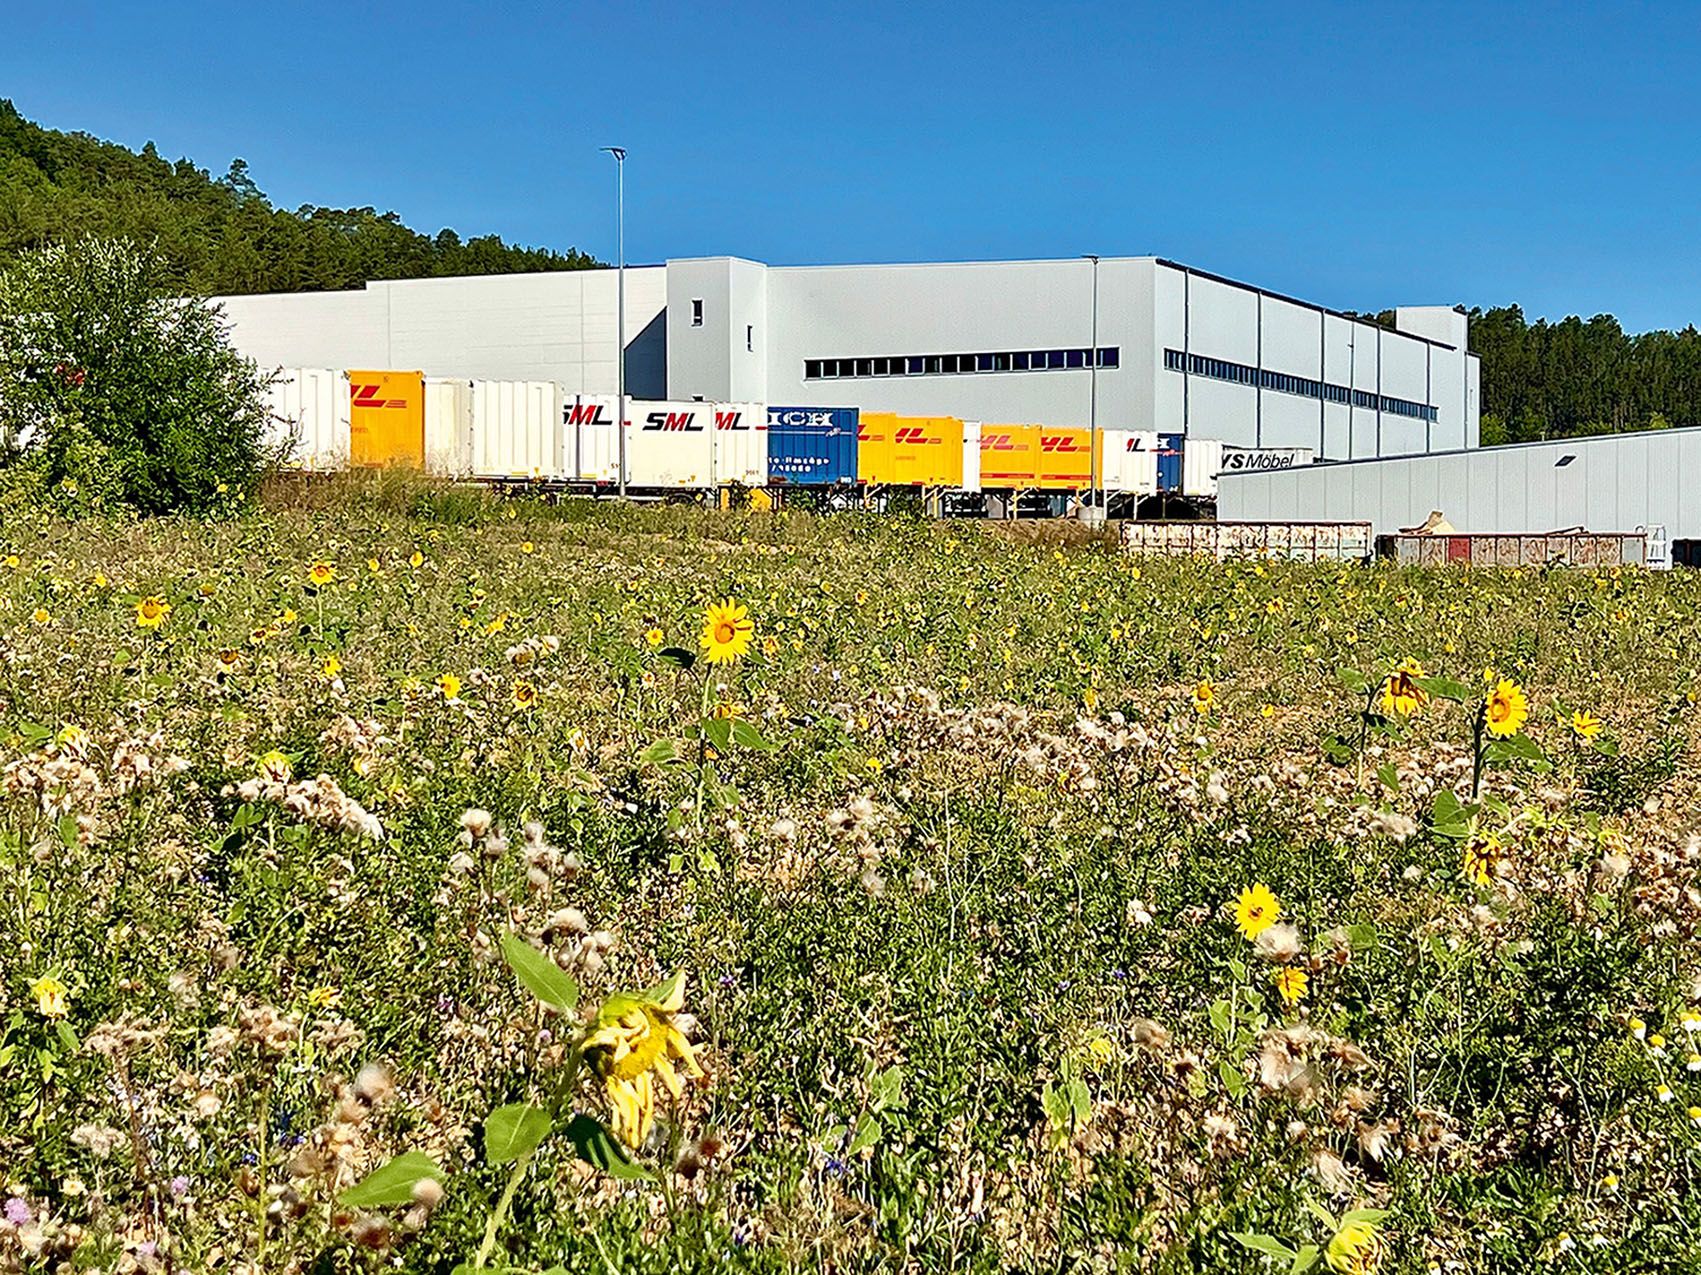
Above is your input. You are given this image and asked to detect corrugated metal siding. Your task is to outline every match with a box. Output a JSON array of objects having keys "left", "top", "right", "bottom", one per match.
[
  {"left": 711, "top": 402, "right": 767, "bottom": 487},
  {"left": 628, "top": 400, "right": 714, "bottom": 488},
  {"left": 423, "top": 378, "right": 473, "bottom": 475},
  {"left": 264, "top": 368, "right": 349, "bottom": 470},
  {"left": 470, "top": 380, "right": 563, "bottom": 478}
]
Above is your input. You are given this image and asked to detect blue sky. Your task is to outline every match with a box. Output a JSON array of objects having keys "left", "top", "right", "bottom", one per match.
[{"left": 6, "top": 1, "right": 1698, "bottom": 331}]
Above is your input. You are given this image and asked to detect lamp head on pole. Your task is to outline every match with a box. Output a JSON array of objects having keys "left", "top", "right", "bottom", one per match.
[{"left": 601, "top": 146, "right": 626, "bottom": 162}]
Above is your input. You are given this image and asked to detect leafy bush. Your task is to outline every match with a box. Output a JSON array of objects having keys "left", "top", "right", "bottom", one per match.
[{"left": 0, "top": 236, "right": 275, "bottom": 513}]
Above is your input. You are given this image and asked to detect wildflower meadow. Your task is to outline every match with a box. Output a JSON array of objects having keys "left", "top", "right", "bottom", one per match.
[{"left": 3, "top": 480, "right": 1700, "bottom": 1273}]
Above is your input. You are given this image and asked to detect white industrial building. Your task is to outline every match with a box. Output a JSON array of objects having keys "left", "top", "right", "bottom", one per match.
[
  {"left": 216, "top": 256, "right": 1478, "bottom": 460},
  {"left": 1218, "top": 426, "right": 1701, "bottom": 553}
]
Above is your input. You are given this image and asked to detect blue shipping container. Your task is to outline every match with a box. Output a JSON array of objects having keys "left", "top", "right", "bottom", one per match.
[
  {"left": 1157, "top": 433, "right": 1185, "bottom": 492},
  {"left": 766, "top": 407, "right": 859, "bottom": 485}
]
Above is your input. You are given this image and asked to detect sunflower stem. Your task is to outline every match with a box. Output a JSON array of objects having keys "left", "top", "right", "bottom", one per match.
[{"left": 473, "top": 1148, "right": 535, "bottom": 1271}]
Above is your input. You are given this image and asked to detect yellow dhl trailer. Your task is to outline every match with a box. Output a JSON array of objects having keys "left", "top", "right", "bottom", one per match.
[
  {"left": 978, "top": 425, "right": 1100, "bottom": 489},
  {"left": 347, "top": 370, "right": 426, "bottom": 467},
  {"left": 857, "top": 413, "right": 965, "bottom": 487}
]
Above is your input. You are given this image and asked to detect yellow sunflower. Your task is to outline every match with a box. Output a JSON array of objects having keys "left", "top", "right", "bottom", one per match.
[
  {"left": 1484, "top": 679, "right": 1528, "bottom": 737},
  {"left": 437, "top": 673, "right": 462, "bottom": 702},
  {"left": 1379, "top": 659, "right": 1427, "bottom": 717},
  {"left": 1274, "top": 966, "right": 1308, "bottom": 1007},
  {"left": 1233, "top": 883, "right": 1280, "bottom": 940},
  {"left": 700, "top": 599, "right": 754, "bottom": 665},
  {"left": 645, "top": 627, "right": 665, "bottom": 648},
  {"left": 134, "top": 596, "right": 171, "bottom": 629},
  {"left": 307, "top": 561, "right": 337, "bottom": 587},
  {"left": 30, "top": 607, "right": 51, "bottom": 625},
  {"left": 581, "top": 973, "right": 705, "bottom": 1149}
]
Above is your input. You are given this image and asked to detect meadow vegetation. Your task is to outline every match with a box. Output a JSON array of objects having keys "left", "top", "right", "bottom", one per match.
[{"left": 2, "top": 481, "right": 1699, "bottom": 1273}]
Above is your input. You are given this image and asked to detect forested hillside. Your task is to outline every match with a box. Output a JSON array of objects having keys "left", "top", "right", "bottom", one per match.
[
  {"left": 0, "top": 100, "right": 600, "bottom": 295},
  {"left": 1467, "top": 305, "right": 1701, "bottom": 444}
]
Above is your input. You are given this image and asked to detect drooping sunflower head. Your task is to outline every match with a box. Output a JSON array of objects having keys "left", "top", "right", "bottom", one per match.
[
  {"left": 1462, "top": 828, "right": 1504, "bottom": 888},
  {"left": 307, "top": 561, "right": 337, "bottom": 587},
  {"left": 1484, "top": 679, "right": 1528, "bottom": 738},
  {"left": 1325, "top": 1219, "right": 1385, "bottom": 1275},
  {"left": 512, "top": 680, "right": 537, "bottom": 711},
  {"left": 1233, "top": 883, "right": 1281, "bottom": 940},
  {"left": 1193, "top": 680, "right": 1215, "bottom": 713},
  {"left": 1380, "top": 659, "right": 1427, "bottom": 717},
  {"left": 1569, "top": 710, "right": 1601, "bottom": 741},
  {"left": 1274, "top": 966, "right": 1308, "bottom": 1007},
  {"left": 256, "top": 750, "right": 293, "bottom": 784},
  {"left": 701, "top": 599, "right": 754, "bottom": 665},
  {"left": 580, "top": 972, "right": 704, "bottom": 1148},
  {"left": 29, "top": 974, "right": 69, "bottom": 1020},
  {"left": 134, "top": 596, "right": 170, "bottom": 629}
]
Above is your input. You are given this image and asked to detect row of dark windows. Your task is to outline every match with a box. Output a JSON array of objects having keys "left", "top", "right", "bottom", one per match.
[
  {"left": 805, "top": 348, "right": 1120, "bottom": 380},
  {"left": 1163, "top": 348, "right": 1438, "bottom": 423}
]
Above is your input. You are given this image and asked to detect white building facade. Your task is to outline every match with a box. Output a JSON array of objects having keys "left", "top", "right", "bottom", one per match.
[{"left": 216, "top": 255, "right": 1478, "bottom": 460}]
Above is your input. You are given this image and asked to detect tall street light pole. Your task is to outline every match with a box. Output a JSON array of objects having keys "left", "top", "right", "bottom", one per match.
[
  {"left": 601, "top": 146, "right": 627, "bottom": 498},
  {"left": 1083, "top": 254, "right": 1100, "bottom": 521}
]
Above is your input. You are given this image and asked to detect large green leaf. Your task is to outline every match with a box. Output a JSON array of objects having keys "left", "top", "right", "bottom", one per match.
[
  {"left": 340, "top": 1151, "right": 445, "bottom": 1208},
  {"left": 1231, "top": 1232, "right": 1298, "bottom": 1260},
  {"left": 500, "top": 931, "right": 579, "bottom": 1015},
  {"left": 484, "top": 1102, "right": 551, "bottom": 1165},
  {"left": 1414, "top": 675, "right": 1474, "bottom": 702},
  {"left": 729, "top": 719, "right": 777, "bottom": 751},
  {"left": 561, "top": 1114, "right": 653, "bottom": 1180}
]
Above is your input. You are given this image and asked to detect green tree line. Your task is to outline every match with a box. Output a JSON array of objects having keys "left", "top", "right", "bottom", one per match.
[
  {"left": 1466, "top": 305, "right": 1701, "bottom": 444},
  {"left": 0, "top": 99, "right": 601, "bottom": 296}
]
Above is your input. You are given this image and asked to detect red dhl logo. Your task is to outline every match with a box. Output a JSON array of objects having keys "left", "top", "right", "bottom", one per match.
[
  {"left": 894, "top": 426, "right": 942, "bottom": 445},
  {"left": 1041, "top": 434, "right": 1087, "bottom": 453},
  {"left": 351, "top": 384, "right": 409, "bottom": 410},
  {"left": 981, "top": 432, "right": 1020, "bottom": 451}
]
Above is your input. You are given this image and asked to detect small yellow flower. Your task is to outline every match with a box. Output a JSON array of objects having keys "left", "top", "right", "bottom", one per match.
[
  {"left": 256, "top": 750, "right": 293, "bottom": 783},
  {"left": 280, "top": 607, "right": 299, "bottom": 625},
  {"left": 521, "top": 541, "right": 535, "bottom": 554},
  {"left": 437, "top": 673, "right": 462, "bottom": 702},
  {"left": 1485, "top": 678, "right": 1528, "bottom": 738},
  {"left": 1193, "top": 680, "right": 1215, "bottom": 714},
  {"left": 306, "top": 986, "right": 339, "bottom": 1010},
  {"left": 321, "top": 654, "right": 342, "bottom": 678},
  {"left": 1085, "top": 1035, "right": 1116, "bottom": 1067},
  {"left": 512, "top": 680, "right": 537, "bottom": 711},
  {"left": 1274, "top": 966, "right": 1308, "bottom": 1007},
  {"left": 1233, "top": 883, "right": 1280, "bottom": 940},
  {"left": 485, "top": 612, "right": 508, "bottom": 636},
  {"left": 367, "top": 557, "right": 381, "bottom": 574},
  {"left": 93, "top": 570, "right": 107, "bottom": 588},
  {"left": 134, "top": 596, "right": 170, "bottom": 629},
  {"left": 4, "top": 555, "right": 19, "bottom": 569},
  {"left": 1569, "top": 710, "right": 1601, "bottom": 741},
  {"left": 701, "top": 599, "right": 754, "bottom": 665},
  {"left": 307, "top": 561, "right": 337, "bottom": 587},
  {"left": 1628, "top": 1017, "right": 1647, "bottom": 1040},
  {"left": 30, "top": 974, "right": 69, "bottom": 1019},
  {"left": 30, "top": 607, "right": 51, "bottom": 625},
  {"left": 645, "top": 627, "right": 664, "bottom": 648},
  {"left": 409, "top": 550, "right": 424, "bottom": 569}
]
